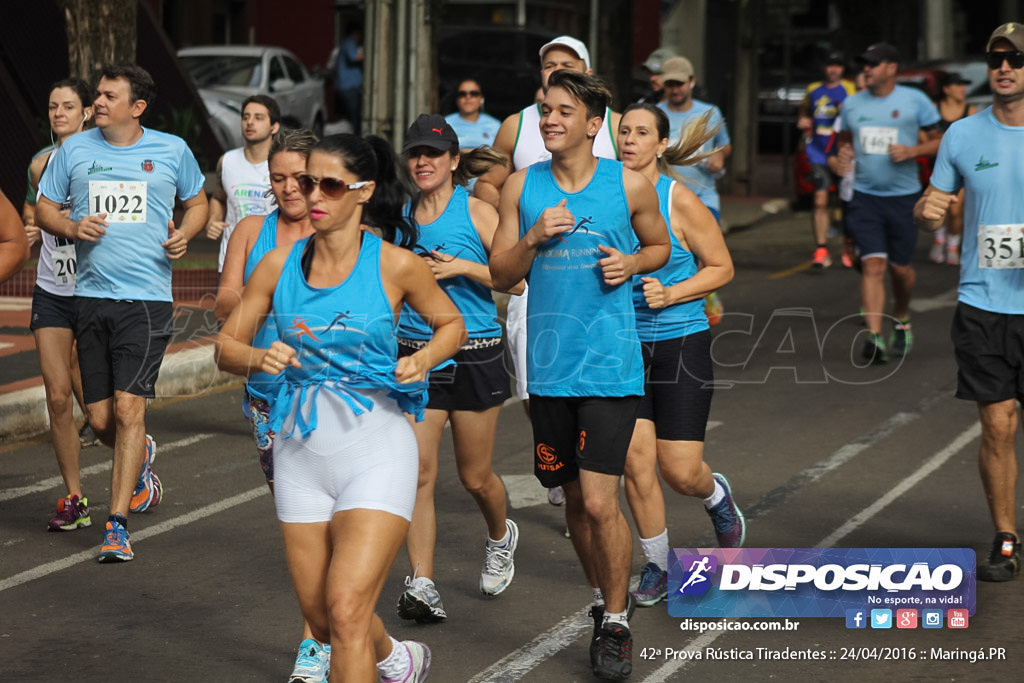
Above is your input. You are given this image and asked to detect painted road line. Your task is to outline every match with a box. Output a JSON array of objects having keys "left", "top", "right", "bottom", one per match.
[
  {"left": 0, "top": 433, "right": 213, "bottom": 502},
  {"left": 0, "top": 486, "right": 267, "bottom": 593}
]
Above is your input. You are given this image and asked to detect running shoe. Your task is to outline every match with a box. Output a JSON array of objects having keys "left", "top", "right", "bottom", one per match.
[
  {"left": 631, "top": 562, "right": 668, "bottom": 607},
  {"left": 589, "top": 594, "right": 635, "bottom": 662},
  {"left": 288, "top": 638, "right": 330, "bottom": 683},
  {"left": 381, "top": 641, "right": 432, "bottom": 683},
  {"left": 705, "top": 292, "right": 723, "bottom": 326},
  {"left": 547, "top": 485, "right": 565, "bottom": 506},
  {"left": 78, "top": 422, "right": 100, "bottom": 448},
  {"left": 890, "top": 320, "right": 912, "bottom": 358},
  {"left": 48, "top": 494, "right": 92, "bottom": 532},
  {"left": 130, "top": 435, "right": 161, "bottom": 513},
  {"left": 977, "top": 532, "right": 1021, "bottom": 582},
  {"left": 397, "top": 576, "right": 447, "bottom": 622},
  {"left": 861, "top": 333, "right": 888, "bottom": 365},
  {"left": 592, "top": 622, "right": 633, "bottom": 681},
  {"left": 706, "top": 473, "right": 746, "bottom": 548},
  {"left": 946, "top": 245, "right": 960, "bottom": 265},
  {"left": 841, "top": 238, "right": 857, "bottom": 269},
  {"left": 97, "top": 517, "right": 133, "bottom": 562},
  {"left": 929, "top": 239, "right": 946, "bottom": 264},
  {"left": 812, "top": 246, "right": 832, "bottom": 269},
  {"left": 480, "top": 519, "right": 519, "bottom": 596}
]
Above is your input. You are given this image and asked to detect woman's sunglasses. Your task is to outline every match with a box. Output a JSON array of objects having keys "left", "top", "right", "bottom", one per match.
[{"left": 297, "top": 175, "right": 369, "bottom": 198}]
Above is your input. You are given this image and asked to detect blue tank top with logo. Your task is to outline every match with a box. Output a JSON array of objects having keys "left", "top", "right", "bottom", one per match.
[
  {"left": 399, "top": 185, "right": 501, "bottom": 339},
  {"left": 519, "top": 158, "right": 642, "bottom": 397},
  {"left": 269, "top": 232, "right": 427, "bottom": 438},
  {"left": 242, "top": 211, "right": 282, "bottom": 400},
  {"left": 632, "top": 176, "right": 708, "bottom": 341}
]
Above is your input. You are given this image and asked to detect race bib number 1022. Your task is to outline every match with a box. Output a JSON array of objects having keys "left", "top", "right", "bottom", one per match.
[{"left": 88, "top": 180, "right": 148, "bottom": 224}]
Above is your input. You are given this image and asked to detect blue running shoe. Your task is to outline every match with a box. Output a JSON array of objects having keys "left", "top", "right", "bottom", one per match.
[
  {"left": 130, "top": 435, "right": 160, "bottom": 513},
  {"left": 98, "top": 517, "right": 133, "bottom": 562},
  {"left": 288, "top": 638, "right": 330, "bottom": 683},
  {"left": 706, "top": 473, "right": 746, "bottom": 547},
  {"left": 631, "top": 562, "right": 668, "bottom": 607}
]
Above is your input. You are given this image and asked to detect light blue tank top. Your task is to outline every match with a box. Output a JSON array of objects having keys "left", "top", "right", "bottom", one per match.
[
  {"left": 519, "top": 158, "right": 642, "bottom": 397},
  {"left": 243, "top": 211, "right": 282, "bottom": 400},
  {"left": 269, "top": 232, "right": 427, "bottom": 438},
  {"left": 632, "top": 176, "right": 708, "bottom": 341},
  {"left": 399, "top": 186, "right": 501, "bottom": 339}
]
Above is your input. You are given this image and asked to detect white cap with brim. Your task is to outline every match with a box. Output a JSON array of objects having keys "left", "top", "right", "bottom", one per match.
[{"left": 539, "top": 35, "right": 591, "bottom": 70}]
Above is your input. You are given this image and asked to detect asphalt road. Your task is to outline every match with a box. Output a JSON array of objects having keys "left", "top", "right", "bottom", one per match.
[{"left": 1, "top": 207, "right": 1020, "bottom": 682}]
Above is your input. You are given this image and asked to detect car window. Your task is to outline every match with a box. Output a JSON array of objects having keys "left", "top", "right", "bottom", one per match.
[
  {"left": 281, "top": 54, "right": 305, "bottom": 83},
  {"left": 180, "top": 55, "right": 262, "bottom": 88},
  {"left": 269, "top": 55, "right": 286, "bottom": 84}
]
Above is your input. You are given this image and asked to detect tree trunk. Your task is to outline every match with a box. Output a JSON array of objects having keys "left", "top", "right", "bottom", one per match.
[{"left": 58, "top": 0, "right": 137, "bottom": 85}]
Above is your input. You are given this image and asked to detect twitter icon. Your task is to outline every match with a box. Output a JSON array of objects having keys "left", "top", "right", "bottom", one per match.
[{"left": 870, "top": 609, "right": 892, "bottom": 629}]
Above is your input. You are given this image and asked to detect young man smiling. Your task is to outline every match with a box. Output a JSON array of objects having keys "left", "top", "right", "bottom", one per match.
[{"left": 490, "top": 70, "right": 670, "bottom": 680}]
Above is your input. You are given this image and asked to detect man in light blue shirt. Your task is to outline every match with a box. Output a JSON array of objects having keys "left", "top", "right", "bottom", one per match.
[
  {"left": 914, "top": 22, "right": 1024, "bottom": 584},
  {"left": 37, "top": 64, "right": 208, "bottom": 563},
  {"left": 836, "top": 42, "right": 941, "bottom": 364}
]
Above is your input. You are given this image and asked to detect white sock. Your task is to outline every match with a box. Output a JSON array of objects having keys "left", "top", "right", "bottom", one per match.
[
  {"left": 602, "top": 608, "right": 630, "bottom": 629},
  {"left": 947, "top": 233, "right": 961, "bottom": 249},
  {"left": 704, "top": 479, "right": 726, "bottom": 509},
  {"left": 487, "top": 527, "right": 510, "bottom": 548},
  {"left": 592, "top": 586, "right": 604, "bottom": 607},
  {"left": 377, "top": 637, "right": 411, "bottom": 681},
  {"left": 639, "top": 529, "right": 669, "bottom": 569},
  {"left": 933, "top": 226, "right": 947, "bottom": 243}
]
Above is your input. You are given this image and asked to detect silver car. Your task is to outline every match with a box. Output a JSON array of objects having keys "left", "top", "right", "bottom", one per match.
[{"left": 178, "top": 45, "right": 326, "bottom": 150}]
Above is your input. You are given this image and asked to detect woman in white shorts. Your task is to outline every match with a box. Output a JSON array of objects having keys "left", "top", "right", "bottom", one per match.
[{"left": 217, "top": 133, "right": 465, "bottom": 683}]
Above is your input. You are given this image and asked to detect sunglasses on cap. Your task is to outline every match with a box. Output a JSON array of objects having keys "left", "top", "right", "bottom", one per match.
[
  {"left": 297, "top": 175, "right": 369, "bottom": 198},
  {"left": 986, "top": 51, "right": 1024, "bottom": 70},
  {"left": 457, "top": 90, "right": 482, "bottom": 97}
]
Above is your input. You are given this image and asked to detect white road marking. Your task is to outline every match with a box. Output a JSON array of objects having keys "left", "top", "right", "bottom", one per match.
[
  {"left": 0, "top": 486, "right": 267, "bottom": 593},
  {"left": 909, "top": 287, "right": 958, "bottom": 313},
  {"left": 0, "top": 433, "right": 213, "bottom": 502},
  {"left": 0, "top": 342, "right": 14, "bottom": 351}
]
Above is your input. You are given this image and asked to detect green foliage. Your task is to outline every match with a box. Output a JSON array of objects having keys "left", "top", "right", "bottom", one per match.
[{"left": 156, "top": 105, "right": 212, "bottom": 171}]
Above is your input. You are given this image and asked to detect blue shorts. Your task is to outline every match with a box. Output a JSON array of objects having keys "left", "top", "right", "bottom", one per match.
[{"left": 845, "top": 191, "right": 920, "bottom": 266}]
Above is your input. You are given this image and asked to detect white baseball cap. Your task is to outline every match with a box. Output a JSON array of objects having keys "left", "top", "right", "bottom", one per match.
[{"left": 539, "top": 35, "right": 591, "bottom": 70}]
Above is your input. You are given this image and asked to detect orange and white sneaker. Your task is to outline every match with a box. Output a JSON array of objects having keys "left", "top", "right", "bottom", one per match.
[
  {"left": 812, "top": 246, "right": 832, "bottom": 269},
  {"left": 130, "top": 435, "right": 162, "bottom": 513},
  {"left": 98, "top": 517, "right": 133, "bottom": 562}
]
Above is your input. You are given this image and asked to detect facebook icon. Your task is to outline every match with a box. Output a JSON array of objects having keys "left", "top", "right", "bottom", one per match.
[{"left": 846, "top": 609, "right": 866, "bottom": 629}]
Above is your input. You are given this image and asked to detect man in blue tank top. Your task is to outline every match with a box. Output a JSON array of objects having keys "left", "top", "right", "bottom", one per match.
[
  {"left": 836, "top": 42, "right": 941, "bottom": 364},
  {"left": 914, "top": 23, "right": 1024, "bottom": 583},
  {"left": 37, "top": 64, "right": 208, "bottom": 564},
  {"left": 490, "top": 70, "right": 670, "bottom": 681}
]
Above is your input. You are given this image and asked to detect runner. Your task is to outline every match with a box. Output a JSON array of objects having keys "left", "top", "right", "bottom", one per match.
[
  {"left": 206, "top": 95, "right": 280, "bottom": 272},
  {"left": 395, "top": 114, "right": 520, "bottom": 622},
  {"left": 213, "top": 128, "right": 327, "bottom": 682},
  {"left": 913, "top": 23, "right": 1024, "bottom": 582},
  {"left": 24, "top": 78, "right": 97, "bottom": 531},
  {"left": 616, "top": 103, "right": 744, "bottom": 609},
  {"left": 445, "top": 79, "right": 501, "bottom": 149},
  {"left": 36, "top": 64, "right": 209, "bottom": 563},
  {"left": 490, "top": 70, "right": 671, "bottom": 680},
  {"left": 216, "top": 133, "right": 465, "bottom": 681}
]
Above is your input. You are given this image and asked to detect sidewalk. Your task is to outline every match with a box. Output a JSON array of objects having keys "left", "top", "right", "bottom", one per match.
[{"left": 0, "top": 193, "right": 790, "bottom": 443}]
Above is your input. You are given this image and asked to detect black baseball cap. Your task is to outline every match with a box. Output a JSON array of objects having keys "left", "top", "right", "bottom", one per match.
[
  {"left": 825, "top": 51, "right": 845, "bottom": 66},
  {"left": 859, "top": 42, "right": 900, "bottom": 65},
  {"left": 403, "top": 114, "right": 458, "bottom": 153},
  {"left": 938, "top": 71, "right": 970, "bottom": 87}
]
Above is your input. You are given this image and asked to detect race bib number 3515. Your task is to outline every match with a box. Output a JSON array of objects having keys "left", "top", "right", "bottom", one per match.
[
  {"left": 88, "top": 180, "right": 148, "bottom": 224},
  {"left": 978, "top": 224, "right": 1024, "bottom": 269}
]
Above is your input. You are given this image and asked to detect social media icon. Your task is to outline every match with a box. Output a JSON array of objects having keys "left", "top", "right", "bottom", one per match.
[
  {"left": 845, "top": 609, "right": 866, "bottom": 629},
  {"left": 922, "top": 609, "right": 943, "bottom": 629},
  {"left": 948, "top": 609, "right": 969, "bottom": 629},
  {"left": 870, "top": 609, "right": 892, "bottom": 629},
  {"left": 896, "top": 609, "right": 918, "bottom": 629}
]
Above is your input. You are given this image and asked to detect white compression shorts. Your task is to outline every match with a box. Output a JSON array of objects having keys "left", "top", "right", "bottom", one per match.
[{"left": 273, "top": 388, "right": 419, "bottom": 523}]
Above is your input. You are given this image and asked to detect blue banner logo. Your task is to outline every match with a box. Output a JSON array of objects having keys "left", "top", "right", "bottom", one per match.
[{"left": 667, "top": 548, "right": 976, "bottom": 618}]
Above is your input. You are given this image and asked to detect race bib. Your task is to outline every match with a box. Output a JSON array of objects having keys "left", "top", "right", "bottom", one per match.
[
  {"left": 88, "top": 180, "right": 147, "bottom": 224},
  {"left": 978, "top": 224, "right": 1024, "bottom": 269},
  {"left": 858, "top": 126, "right": 898, "bottom": 155},
  {"left": 50, "top": 240, "right": 76, "bottom": 286}
]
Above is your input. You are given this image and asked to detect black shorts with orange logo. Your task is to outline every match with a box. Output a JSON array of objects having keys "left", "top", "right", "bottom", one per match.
[{"left": 528, "top": 395, "right": 640, "bottom": 488}]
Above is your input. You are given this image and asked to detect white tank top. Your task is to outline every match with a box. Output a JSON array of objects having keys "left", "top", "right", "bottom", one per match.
[
  {"left": 512, "top": 104, "right": 618, "bottom": 170},
  {"left": 219, "top": 147, "right": 273, "bottom": 270},
  {"left": 34, "top": 151, "right": 76, "bottom": 296}
]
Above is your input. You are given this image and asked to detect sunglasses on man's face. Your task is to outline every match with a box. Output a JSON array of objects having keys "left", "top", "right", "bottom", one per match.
[
  {"left": 458, "top": 90, "right": 482, "bottom": 97},
  {"left": 986, "top": 50, "right": 1024, "bottom": 70},
  {"left": 297, "top": 175, "right": 369, "bottom": 198}
]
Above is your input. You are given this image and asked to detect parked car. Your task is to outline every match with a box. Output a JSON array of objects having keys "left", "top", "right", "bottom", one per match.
[{"left": 177, "top": 45, "right": 326, "bottom": 150}]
